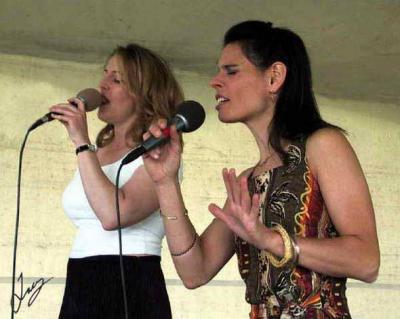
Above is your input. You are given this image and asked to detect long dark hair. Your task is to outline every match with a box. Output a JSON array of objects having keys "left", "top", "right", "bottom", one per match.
[{"left": 224, "top": 20, "right": 341, "bottom": 160}]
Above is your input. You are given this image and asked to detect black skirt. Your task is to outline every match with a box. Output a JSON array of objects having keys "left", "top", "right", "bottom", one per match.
[{"left": 59, "top": 255, "right": 172, "bottom": 319}]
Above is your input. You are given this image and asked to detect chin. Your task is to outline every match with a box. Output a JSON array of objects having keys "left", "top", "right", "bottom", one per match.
[
  {"left": 218, "top": 113, "right": 238, "bottom": 124},
  {"left": 217, "top": 108, "right": 239, "bottom": 122},
  {"left": 97, "top": 109, "right": 108, "bottom": 123}
]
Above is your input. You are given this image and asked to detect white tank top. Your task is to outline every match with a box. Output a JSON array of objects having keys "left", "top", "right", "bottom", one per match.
[{"left": 62, "top": 156, "right": 164, "bottom": 258}]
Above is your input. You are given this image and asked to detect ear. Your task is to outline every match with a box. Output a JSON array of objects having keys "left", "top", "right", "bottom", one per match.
[{"left": 265, "top": 62, "right": 287, "bottom": 94}]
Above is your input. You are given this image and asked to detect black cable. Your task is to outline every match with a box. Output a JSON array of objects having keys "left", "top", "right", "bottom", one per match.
[
  {"left": 115, "top": 164, "right": 129, "bottom": 319},
  {"left": 11, "top": 125, "right": 129, "bottom": 319},
  {"left": 11, "top": 128, "right": 32, "bottom": 318}
]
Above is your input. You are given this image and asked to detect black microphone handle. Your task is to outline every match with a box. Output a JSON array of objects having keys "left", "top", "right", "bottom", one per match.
[
  {"left": 120, "top": 141, "right": 165, "bottom": 166},
  {"left": 28, "top": 112, "right": 56, "bottom": 131},
  {"left": 28, "top": 99, "right": 83, "bottom": 132},
  {"left": 120, "top": 116, "right": 187, "bottom": 165}
]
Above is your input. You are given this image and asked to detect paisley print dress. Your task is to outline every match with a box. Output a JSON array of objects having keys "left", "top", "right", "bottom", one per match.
[{"left": 235, "top": 139, "right": 351, "bottom": 319}]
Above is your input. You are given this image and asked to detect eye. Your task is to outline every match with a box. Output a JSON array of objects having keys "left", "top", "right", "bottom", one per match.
[
  {"left": 226, "top": 69, "right": 238, "bottom": 75},
  {"left": 224, "top": 66, "right": 238, "bottom": 75}
]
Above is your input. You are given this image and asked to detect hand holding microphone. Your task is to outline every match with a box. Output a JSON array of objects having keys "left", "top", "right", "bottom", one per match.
[
  {"left": 140, "top": 100, "right": 206, "bottom": 184},
  {"left": 29, "top": 88, "right": 102, "bottom": 132},
  {"left": 30, "top": 88, "right": 103, "bottom": 146}
]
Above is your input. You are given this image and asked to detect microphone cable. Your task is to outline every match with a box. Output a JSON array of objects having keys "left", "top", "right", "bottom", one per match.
[
  {"left": 115, "top": 163, "right": 129, "bottom": 319},
  {"left": 10, "top": 126, "right": 34, "bottom": 318},
  {"left": 112, "top": 100, "right": 205, "bottom": 319},
  {"left": 11, "top": 132, "right": 129, "bottom": 319},
  {"left": 10, "top": 127, "right": 130, "bottom": 319}
]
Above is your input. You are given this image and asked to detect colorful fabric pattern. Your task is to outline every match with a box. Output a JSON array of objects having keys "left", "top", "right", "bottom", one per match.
[{"left": 235, "top": 139, "right": 351, "bottom": 319}]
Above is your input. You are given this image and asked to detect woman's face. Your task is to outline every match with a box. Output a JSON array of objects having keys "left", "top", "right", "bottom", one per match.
[
  {"left": 97, "top": 55, "right": 137, "bottom": 126},
  {"left": 210, "top": 43, "right": 274, "bottom": 125}
]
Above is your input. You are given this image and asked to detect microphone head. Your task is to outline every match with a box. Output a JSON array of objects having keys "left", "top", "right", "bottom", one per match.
[
  {"left": 175, "top": 100, "right": 206, "bottom": 133},
  {"left": 76, "top": 88, "right": 103, "bottom": 111}
]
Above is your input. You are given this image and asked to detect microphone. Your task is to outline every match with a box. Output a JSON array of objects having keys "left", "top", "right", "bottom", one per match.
[
  {"left": 28, "top": 88, "right": 103, "bottom": 131},
  {"left": 121, "top": 100, "right": 206, "bottom": 165}
]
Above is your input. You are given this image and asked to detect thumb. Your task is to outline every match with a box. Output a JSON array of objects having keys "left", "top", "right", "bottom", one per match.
[
  {"left": 208, "top": 203, "right": 224, "bottom": 219},
  {"left": 68, "top": 97, "right": 85, "bottom": 111},
  {"left": 170, "top": 125, "right": 180, "bottom": 141}
]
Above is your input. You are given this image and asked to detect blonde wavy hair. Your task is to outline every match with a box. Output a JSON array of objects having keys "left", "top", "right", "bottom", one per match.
[{"left": 96, "top": 43, "right": 184, "bottom": 147}]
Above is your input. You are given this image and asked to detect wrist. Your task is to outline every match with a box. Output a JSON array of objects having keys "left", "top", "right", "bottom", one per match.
[
  {"left": 74, "top": 137, "right": 91, "bottom": 148},
  {"left": 155, "top": 176, "right": 180, "bottom": 191},
  {"left": 75, "top": 143, "right": 97, "bottom": 155},
  {"left": 258, "top": 226, "right": 284, "bottom": 256}
]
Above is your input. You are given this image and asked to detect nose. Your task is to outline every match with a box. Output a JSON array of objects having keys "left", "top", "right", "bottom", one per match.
[
  {"left": 209, "top": 73, "right": 223, "bottom": 89},
  {"left": 98, "top": 75, "right": 109, "bottom": 93}
]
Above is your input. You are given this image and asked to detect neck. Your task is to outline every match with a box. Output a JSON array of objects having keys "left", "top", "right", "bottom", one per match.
[
  {"left": 111, "top": 115, "right": 138, "bottom": 149},
  {"left": 245, "top": 111, "right": 274, "bottom": 165}
]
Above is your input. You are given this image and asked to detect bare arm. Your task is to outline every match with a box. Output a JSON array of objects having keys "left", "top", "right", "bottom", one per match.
[
  {"left": 155, "top": 179, "right": 235, "bottom": 288},
  {"left": 51, "top": 99, "right": 159, "bottom": 230},
  {"left": 293, "top": 128, "right": 380, "bottom": 282},
  {"left": 143, "top": 121, "right": 235, "bottom": 288},
  {"left": 209, "top": 128, "right": 380, "bottom": 283},
  {"left": 76, "top": 152, "right": 159, "bottom": 230}
]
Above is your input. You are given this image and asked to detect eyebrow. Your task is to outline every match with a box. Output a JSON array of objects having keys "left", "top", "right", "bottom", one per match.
[{"left": 217, "top": 64, "right": 239, "bottom": 71}]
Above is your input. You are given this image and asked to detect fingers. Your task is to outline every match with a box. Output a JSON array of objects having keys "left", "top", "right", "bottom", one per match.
[
  {"left": 146, "top": 118, "right": 182, "bottom": 143},
  {"left": 142, "top": 118, "right": 183, "bottom": 161},
  {"left": 145, "top": 148, "right": 161, "bottom": 160},
  {"left": 250, "top": 193, "right": 260, "bottom": 218},
  {"left": 169, "top": 124, "right": 181, "bottom": 144},
  {"left": 146, "top": 118, "right": 168, "bottom": 140},
  {"left": 68, "top": 97, "right": 85, "bottom": 111},
  {"left": 222, "top": 168, "right": 241, "bottom": 203},
  {"left": 239, "top": 176, "right": 251, "bottom": 209},
  {"left": 222, "top": 168, "right": 232, "bottom": 200},
  {"left": 49, "top": 101, "right": 83, "bottom": 120},
  {"left": 48, "top": 100, "right": 90, "bottom": 146},
  {"left": 222, "top": 169, "right": 259, "bottom": 218},
  {"left": 143, "top": 119, "right": 167, "bottom": 160},
  {"left": 208, "top": 203, "right": 225, "bottom": 221}
]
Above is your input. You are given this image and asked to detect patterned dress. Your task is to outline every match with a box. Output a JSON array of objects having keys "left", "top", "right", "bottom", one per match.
[{"left": 235, "top": 139, "right": 351, "bottom": 319}]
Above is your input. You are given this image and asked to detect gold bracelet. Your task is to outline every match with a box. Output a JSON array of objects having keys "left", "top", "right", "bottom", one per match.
[
  {"left": 265, "top": 224, "right": 294, "bottom": 268},
  {"left": 170, "top": 233, "right": 198, "bottom": 257},
  {"left": 160, "top": 208, "right": 188, "bottom": 220}
]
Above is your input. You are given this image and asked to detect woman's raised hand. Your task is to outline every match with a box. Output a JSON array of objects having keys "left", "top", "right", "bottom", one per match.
[
  {"left": 208, "top": 168, "right": 269, "bottom": 248},
  {"left": 49, "top": 98, "right": 90, "bottom": 146},
  {"left": 142, "top": 119, "right": 182, "bottom": 184}
]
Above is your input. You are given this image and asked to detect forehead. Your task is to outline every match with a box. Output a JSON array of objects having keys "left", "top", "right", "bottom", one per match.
[
  {"left": 218, "top": 43, "right": 248, "bottom": 66},
  {"left": 105, "top": 55, "right": 122, "bottom": 71}
]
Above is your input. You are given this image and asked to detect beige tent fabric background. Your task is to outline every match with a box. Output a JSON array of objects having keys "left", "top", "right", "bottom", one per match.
[{"left": 1, "top": 1, "right": 399, "bottom": 318}]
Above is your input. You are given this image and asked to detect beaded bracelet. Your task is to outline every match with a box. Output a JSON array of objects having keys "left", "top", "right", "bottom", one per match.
[
  {"left": 170, "top": 233, "right": 198, "bottom": 257},
  {"left": 265, "top": 224, "right": 294, "bottom": 268}
]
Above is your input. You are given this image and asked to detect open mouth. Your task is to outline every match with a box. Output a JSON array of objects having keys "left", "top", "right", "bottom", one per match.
[
  {"left": 101, "top": 95, "right": 110, "bottom": 105},
  {"left": 216, "top": 95, "right": 230, "bottom": 105}
]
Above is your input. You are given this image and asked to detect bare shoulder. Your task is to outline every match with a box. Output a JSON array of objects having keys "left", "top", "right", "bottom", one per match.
[
  {"left": 305, "top": 127, "right": 359, "bottom": 178},
  {"left": 306, "top": 127, "right": 350, "bottom": 151},
  {"left": 306, "top": 127, "right": 354, "bottom": 158}
]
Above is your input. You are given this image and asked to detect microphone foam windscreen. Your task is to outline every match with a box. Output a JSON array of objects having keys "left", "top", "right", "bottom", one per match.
[
  {"left": 76, "top": 88, "right": 103, "bottom": 111},
  {"left": 176, "top": 100, "right": 206, "bottom": 133}
]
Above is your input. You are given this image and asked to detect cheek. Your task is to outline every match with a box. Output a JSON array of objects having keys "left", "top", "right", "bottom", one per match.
[{"left": 124, "top": 95, "right": 137, "bottom": 108}]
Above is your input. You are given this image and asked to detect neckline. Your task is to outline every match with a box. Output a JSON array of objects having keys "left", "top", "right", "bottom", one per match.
[
  {"left": 250, "top": 164, "right": 284, "bottom": 180},
  {"left": 100, "top": 148, "right": 135, "bottom": 168}
]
